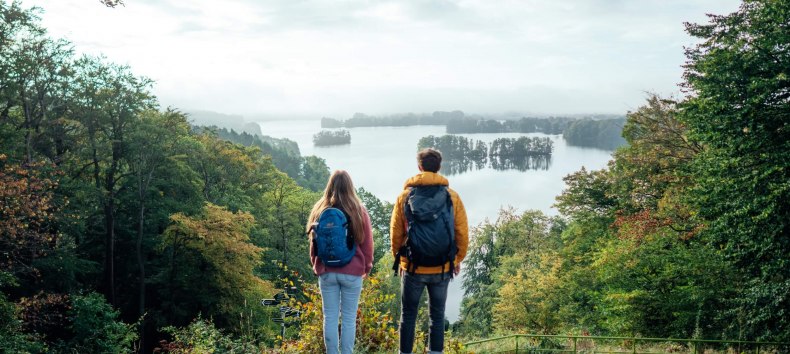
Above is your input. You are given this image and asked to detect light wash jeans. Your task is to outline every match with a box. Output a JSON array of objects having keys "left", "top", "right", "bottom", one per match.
[{"left": 318, "top": 272, "right": 364, "bottom": 354}]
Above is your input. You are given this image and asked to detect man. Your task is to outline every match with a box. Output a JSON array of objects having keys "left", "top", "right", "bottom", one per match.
[{"left": 390, "top": 148, "right": 469, "bottom": 354}]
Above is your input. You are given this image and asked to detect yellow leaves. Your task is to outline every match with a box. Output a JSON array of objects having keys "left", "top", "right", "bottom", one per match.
[
  {"left": 161, "top": 203, "right": 266, "bottom": 320},
  {"left": 493, "top": 252, "right": 564, "bottom": 334},
  {"left": 281, "top": 271, "right": 399, "bottom": 353}
]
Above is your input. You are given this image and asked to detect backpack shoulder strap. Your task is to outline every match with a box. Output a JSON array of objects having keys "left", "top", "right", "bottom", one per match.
[{"left": 403, "top": 187, "right": 418, "bottom": 221}]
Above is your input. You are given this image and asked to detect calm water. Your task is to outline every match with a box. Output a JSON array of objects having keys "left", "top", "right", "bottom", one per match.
[{"left": 257, "top": 119, "right": 613, "bottom": 321}]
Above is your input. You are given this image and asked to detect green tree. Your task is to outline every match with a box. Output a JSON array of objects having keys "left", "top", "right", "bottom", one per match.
[
  {"left": 682, "top": 0, "right": 790, "bottom": 341},
  {"left": 357, "top": 187, "right": 393, "bottom": 270},
  {"left": 190, "top": 133, "right": 260, "bottom": 211},
  {"left": 551, "top": 95, "right": 737, "bottom": 338},
  {"left": 157, "top": 203, "right": 272, "bottom": 328},
  {"left": 69, "top": 55, "right": 156, "bottom": 305},
  {"left": 458, "top": 209, "right": 563, "bottom": 338},
  {"left": 299, "top": 155, "right": 330, "bottom": 192},
  {"left": 126, "top": 108, "right": 192, "bottom": 349},
  {"left": 257, "top": 171, "right": 316, "bottom": 280}
]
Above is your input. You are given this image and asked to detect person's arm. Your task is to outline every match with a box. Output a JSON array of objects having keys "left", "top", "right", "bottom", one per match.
[
  {"left": 361, "top": 207, "right": 374, "bottom": 275},
  {"left": 452, "top": 192, "right": 469, "bottom": 274},
  {"left": 390, "top": 192, "right": 406, "bottom": 258},
  {"left": 308, "top": 231, "right": 317, "bottom": 270}
]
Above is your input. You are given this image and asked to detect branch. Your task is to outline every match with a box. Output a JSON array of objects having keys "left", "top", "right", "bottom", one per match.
[{"left": 100, "top": 0, "right": 124, "bottom": 8}]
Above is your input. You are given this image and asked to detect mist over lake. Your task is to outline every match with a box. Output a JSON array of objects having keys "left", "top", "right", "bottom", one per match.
[{"left": 257, "top": 119, "right": 613, "bottom": 321}]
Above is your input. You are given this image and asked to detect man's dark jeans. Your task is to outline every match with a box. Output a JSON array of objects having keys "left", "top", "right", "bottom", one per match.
[{"left": 399, "top": 271, "right": 451, "bottom": 354}]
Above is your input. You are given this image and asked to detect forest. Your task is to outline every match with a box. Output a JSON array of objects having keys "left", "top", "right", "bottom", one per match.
[
  {"left": 0, "top": 2, "right": 389, "bottom": 352},
  {"left": 196, "top": 126, "right": 329, "bottom": 192},
  {"left": 454, "top": 0, "right": 790, "bottom": 341},
  {"left": 320, "top": 110, "right": 463, "bottom": 128},
  {"left": 1, "top": 0, "right": 789, "bottom": 353},
  {"left": 445, "top": 116, "right": 573, "bottom": 135},
  {"left": 562, "top": 118, "right": 627, "bottom": 150},
  {"left": 326, "top": 113, "right": 625, "bottom": 151}
]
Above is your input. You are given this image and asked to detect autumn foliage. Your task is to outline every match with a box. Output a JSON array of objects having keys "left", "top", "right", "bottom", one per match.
[{"left": 0, "top": 155, "right": 61, "bottom": 278}]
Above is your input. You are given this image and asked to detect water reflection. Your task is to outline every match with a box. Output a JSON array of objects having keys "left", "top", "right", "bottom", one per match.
[
  {"left": 442, "top": 158, "right": 486, "bottom": 175},
  {"left": 490, "top": 155, "right": 551, "bottom": 171},
  {"left": 441, "top": 155, "right": 552, "bottom": 175}
]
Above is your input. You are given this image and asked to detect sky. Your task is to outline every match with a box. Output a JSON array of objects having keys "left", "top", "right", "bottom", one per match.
[{"left": 24, "top": 0, "right": 742, "bottom": 118}]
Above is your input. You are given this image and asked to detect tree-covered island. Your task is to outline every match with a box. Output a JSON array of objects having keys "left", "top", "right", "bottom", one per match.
[{"left": 313, "top": 129, "right": 351, "bottom": 146}]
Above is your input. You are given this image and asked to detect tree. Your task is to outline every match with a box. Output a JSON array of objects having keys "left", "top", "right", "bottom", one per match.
[
  {"left": 458, "top": 209, "right": 563, "bottom": 337},
  {"left": 1, "top": 1, "right": 42, "bottom": 124},
  {"left": 188, "top": 133, "right": 262, "bottom": 211},
  {"left": 493, "top": 253, "right": 564, "bottom": 334},
  {"left": 356, "top": 187, "right": 393, "bottom": 270},
  {"left": 257, "top": 171, "right": 316, "bottom": 280},
  {"left": 0, "top": 156, "right": 59, "bottom": 281},
  {"left": 157, "top": 203, "right": 270, "bottom": 327},
  {"left": 125, "top": 108, "right": 191, "bottom": 349},
  {"left": 682, "top": 0, "right": 790, "bottom": 341},
  {"left": 299, "top": 155, "right": 330, "bottom": 192},
  {"left": 69, "top": 55, "right": 156, "bottom": 305}
]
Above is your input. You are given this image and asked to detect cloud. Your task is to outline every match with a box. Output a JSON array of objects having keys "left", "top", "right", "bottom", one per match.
[{"left": 26, "top": 0, "right": 742, "bottom": 116}]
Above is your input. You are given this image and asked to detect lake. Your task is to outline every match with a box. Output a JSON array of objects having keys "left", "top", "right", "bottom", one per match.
[{"left": 257, "top": 119, "right": 613, "bottom": 322}]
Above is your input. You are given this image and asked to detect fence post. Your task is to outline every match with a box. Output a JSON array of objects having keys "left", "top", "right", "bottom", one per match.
[
  {"left": 756, "top": 344, "right": 760, "bottom": 354},
  {"left": 693, "top": 341, "right": 697, "bottom": 354},
  {"left": 515, "top": 335, "right": 519, "bottom": 354},
  {"left": 632, "top": 338, "right": 636, "bottom": 354},
  {"left": 573, "top": 336, "right": 577, "bottom": 354}
]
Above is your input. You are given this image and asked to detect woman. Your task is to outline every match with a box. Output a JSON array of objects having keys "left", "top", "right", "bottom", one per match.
[{"left": 307, "top": 170, "right": 374, "bottom": 354}]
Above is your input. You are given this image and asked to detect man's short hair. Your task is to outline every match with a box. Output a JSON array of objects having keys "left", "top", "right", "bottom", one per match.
[{"left": 417, "top": 148, "right": 442, "bottom": 173}]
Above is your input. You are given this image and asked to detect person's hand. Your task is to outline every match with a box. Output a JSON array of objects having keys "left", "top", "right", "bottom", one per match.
[{"left": 453, "top": 263, "right": 461, "bottom": 276}]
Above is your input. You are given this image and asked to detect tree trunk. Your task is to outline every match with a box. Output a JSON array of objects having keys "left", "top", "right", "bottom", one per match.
[
  {"left": 136, "top": 197, "right": 146, "bottom": 352},
  {"left": 103, "top": 196, "right": 116, "bottom": 306},
  {"left": 136, "top": 166, "right": 155, "bottom": 352}
]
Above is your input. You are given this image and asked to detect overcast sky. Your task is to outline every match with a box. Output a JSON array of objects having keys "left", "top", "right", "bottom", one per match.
[{"left": 25, "top": 0, "right": 741, "bottom": 117}]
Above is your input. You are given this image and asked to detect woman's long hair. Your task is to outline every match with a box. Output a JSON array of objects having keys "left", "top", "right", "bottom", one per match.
[{"left": 306, "top": 170, "right": 365, "bottom": 244}]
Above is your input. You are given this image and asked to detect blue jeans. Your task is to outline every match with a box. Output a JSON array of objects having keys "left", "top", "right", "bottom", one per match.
[
  {"left": 318, "top": 272, "right": 363, "bottom": 354},
  {"left": 399, "top": 272, "right": 451, "bottom": 354}
]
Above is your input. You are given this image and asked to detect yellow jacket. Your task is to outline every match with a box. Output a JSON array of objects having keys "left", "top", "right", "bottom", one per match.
[{"left": 390, "top": 172, "right": 469, "bottom": 274}]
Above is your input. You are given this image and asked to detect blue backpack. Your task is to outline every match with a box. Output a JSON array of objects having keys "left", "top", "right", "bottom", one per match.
[{"left": 310, "top": 208, "right": 356, "bottom": 267}]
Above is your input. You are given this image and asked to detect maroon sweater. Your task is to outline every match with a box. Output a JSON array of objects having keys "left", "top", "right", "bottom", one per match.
[{"left": 310, "top": 207, "right": 374, "bottom": 277}]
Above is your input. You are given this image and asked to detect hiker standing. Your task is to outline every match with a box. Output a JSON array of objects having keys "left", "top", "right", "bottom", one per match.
[
  {"left": 307, "top": 170, "right": 374, "bottom": 354},
  {"left": 390, "top": 148, "right": 469, "bottom": 354}
]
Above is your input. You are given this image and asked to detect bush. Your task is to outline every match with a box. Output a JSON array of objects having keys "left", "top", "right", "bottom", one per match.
[
  {"left": 282, "top": 272, "right": 399, "bottom": 353},
  {"left": 14, "top": 291, "right": 137, "bottom": 352},
  {"left": 157, "top": 315, "right": 262, "bottom": 354},
  {"left": 67, "top": 292, "right": 138, "bottom": 353},
  {"left": 0, "top": 273, "right": 45, "bottom": 353}
]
